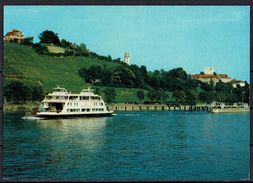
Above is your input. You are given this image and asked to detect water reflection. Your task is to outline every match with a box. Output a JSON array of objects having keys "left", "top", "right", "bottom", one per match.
[
  {"left": 35, "top": 117, "right": 110, "bottom": 153},
  {"left": 37, "top": 117, "right": 108, "bottom": 132}
]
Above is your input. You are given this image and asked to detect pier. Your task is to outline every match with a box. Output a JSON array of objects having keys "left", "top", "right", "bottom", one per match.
[{"left": 108, "top": 103, "right": 211, "bottom": 112}]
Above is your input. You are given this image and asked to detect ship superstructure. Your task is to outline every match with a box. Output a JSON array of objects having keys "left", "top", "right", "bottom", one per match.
[{"left": 36, "top": 87, "right": 113, "bottom": 118}]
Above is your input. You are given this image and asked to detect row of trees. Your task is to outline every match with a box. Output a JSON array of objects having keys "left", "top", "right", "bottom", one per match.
[
  {"left": 37, "top": 30, "right": 123, "bottom": 61},
  {"left": 31, "top": 30, "right": 90, "bottom": 57},
  {"left": 11, "top": 30, "right": 122, "bottom": 61},
  {"left": 79, "top": 65, "right": 249, "bottom": 105},
  {"left": 198, "top": 81, "right": 249, "bottom": 104},
  {"left": 3, "top": 80, "right": 118, "bottom": 104}
]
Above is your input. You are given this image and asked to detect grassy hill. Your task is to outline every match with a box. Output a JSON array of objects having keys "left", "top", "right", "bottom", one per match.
[
  {"left": 4, "top": 42, "right": 175, "bottom": 103},
  {"left": 4, "top": 42, "right": 120, "bottom": 92}
]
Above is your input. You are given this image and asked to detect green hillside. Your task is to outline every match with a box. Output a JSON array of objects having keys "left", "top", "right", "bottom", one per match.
[
  {"left": 4, "top": 42, "right": 173, "bottom": 103},
  {"left": 4, "top": 42, "right": 121, "bottom": 92}
]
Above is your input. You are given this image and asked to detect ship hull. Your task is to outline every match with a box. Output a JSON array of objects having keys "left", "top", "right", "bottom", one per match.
[
  {"left": 35, "top": 111, "right": 114, "bottom": 119},
  {"left": 210, "top": 108, "right": 249, "bottom": 113}
]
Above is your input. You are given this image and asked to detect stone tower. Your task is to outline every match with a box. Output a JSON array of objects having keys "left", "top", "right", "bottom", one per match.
[
  {"left": 124, "top": 52, "right": 130, "bottom": 65},
  {"left": 204, "top": 67, "right": 214, "bottom": 75}
]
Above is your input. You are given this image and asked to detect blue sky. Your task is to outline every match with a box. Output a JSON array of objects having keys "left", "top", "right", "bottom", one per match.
[{"left": 4, "top": 6, "right": 250, "bottom": 82}]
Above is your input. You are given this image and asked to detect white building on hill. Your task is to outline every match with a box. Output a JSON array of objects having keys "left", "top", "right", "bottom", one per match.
[{"left": 191, "top": 67, "right": 245, "bottom": 88}]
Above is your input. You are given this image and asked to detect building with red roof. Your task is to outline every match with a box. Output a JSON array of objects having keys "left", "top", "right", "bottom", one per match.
[{"left": 4, "top": 29, "right": 24, "bottom": 43}]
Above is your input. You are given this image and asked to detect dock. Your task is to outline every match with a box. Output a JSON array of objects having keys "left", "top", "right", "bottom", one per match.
[{"left": 108, "top": 103, "right": 211, "bottom": 112}]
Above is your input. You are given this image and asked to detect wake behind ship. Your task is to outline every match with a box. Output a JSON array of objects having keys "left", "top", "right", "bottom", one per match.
[{"left": 35, "top": 87, "right": 114, "bottom": 118}]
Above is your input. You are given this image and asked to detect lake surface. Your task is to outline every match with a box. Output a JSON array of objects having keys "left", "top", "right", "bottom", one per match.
[{"left": 3, "top": 111, "right": 249, "bottom": 181}]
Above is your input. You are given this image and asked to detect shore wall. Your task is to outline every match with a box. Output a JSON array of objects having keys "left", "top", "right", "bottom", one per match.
[{"left": 108, "top": 104, "right": 210, "bottom": 112}]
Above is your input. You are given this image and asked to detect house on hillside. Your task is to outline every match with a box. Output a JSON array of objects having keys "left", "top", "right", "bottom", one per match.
[
  {"left": 4, "top": 29, "right": 24, "bottom": 43},
  {"left": 191, "top": 67, "right": 247, "bottom": 88},
  {"left": 191, "top": 67, "right": 232, "bottom": 85},
  {"left": 231, "top": 80, "right": 245, "bottom": 88}
]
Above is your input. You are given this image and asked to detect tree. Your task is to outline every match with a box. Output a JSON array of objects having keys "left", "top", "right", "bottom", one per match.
[
  {"left": 198, "top": 81, "right": 214, "bottom": 91},
  {"left": 20, "top": 37, "right": 34, "bottom": 46},
  {"left": 103, "top": 88, "right": 116, "bottom": 103},
  {"left": 113, "top": 58, "right": 121, "bottom": 62},
  {"left": 4, "top": 81, "right": 31, "bottom": 103},
  {"left": 93, "top": 87, "right": 101, "bottom": 95},
  {"left": 107, "top": 55, "right": 112, "bottom": 61},
  {"left": 226, "top": 92, "right": 237, "bottom": 104},
  {"left": 32, "top": 43, "right": 48, "bottom": 54},
  {"left": 129, "top": 64, "right": 145, "bottom": 88},
  {"left": 150, "top": 76, "right": 160, "bottom": 89},
  {"left": 185, "top": 90, "right": 198, "bottom": 105},
  {"left": 101, "top": 68, "right": 113, "bottom": 85},
  {"left": 215, "top": 81, "right": 233, "bottom": 93},
  {"left": 168, "top": 67, "right": 188, "bottom": 80},
  {"left": 136, "top": 90, "right": 145, "bottom": 101},
  {"left": 63, "top": 50, "right": 74, "bottom": 57},
  {"left": 39, "top": 30, "right": 60, "bottom": 44},
  {"left": 60, "top": 39, "right": 71, "bottom": 48},
  {"left": 199, "top": 91, "right": 214, "bottom": 103},
  {"left": 78, "top": 66, "right": 103, "bottom": 84},
  {"left": 111, "top": 66, "right": 135, "bottom": 87},
  {"left": 172, "top": 90, "right": 187, "bottom": 104},
  {"left": 80, "top": 43, "right": 89, "bottom": 55},
  {"left": 31, "top": 84, "right": 44, "bottom": 101},
  {"left": 147, "top": 89, "right": 160, "bottom": 101},
  {"left": 214, "top": 92, "right": 227, "bottom": 102}
]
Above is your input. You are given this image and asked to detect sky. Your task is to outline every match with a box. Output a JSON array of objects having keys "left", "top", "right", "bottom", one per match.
[{"left": 4, "top": 6, "right": 250, "bottom": 82}]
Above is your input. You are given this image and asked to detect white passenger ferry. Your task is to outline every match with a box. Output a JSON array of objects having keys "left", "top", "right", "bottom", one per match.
[{"left": 35, "top": 87, "right": 114, "bottom": 118}]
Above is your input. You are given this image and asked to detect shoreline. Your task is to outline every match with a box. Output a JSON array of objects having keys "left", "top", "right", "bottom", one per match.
[
  {"left": 4, "top": 102, "right": 40, "bottom": 113},
  {"left": 4, "top": 102, "right": 210, "bottom": 113}
]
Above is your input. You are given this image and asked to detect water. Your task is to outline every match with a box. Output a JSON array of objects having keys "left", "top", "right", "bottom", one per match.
[{"left": 3, "top": 111, "right": 249, "bottom": 180}]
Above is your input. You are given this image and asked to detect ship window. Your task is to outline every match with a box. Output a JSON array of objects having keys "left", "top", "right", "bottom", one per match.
[
  {"left": 87, "top": 108, "right": 90, "bottom": 112},
  {"left": 46, "top": 96, "right": 52, "bottom": 99},
  {"left": 70, "top": 109, "right": 80, "bottom": 112},
  {"left": 80, "top": 96, "right": 89, "bottom": 100},
  {"left": 91, "top": 96, "right": 100, "bottom": 100},
  {"left": 82, "top": 109, "right": 86, "bottom": 112},
  {"left": 69, "top": 96, "right": 78, "bottom": 100},
  {"left": 101, "top": 103, "right": 103, "bottom": 106}
]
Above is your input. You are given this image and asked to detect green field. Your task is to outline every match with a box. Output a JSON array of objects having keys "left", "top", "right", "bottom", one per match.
[
  {"left": 46, "top": 45, "right": 65, "bottom": 53},
  {"left": 4, "top": 42, "right": 174, "bottom": 103}
]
